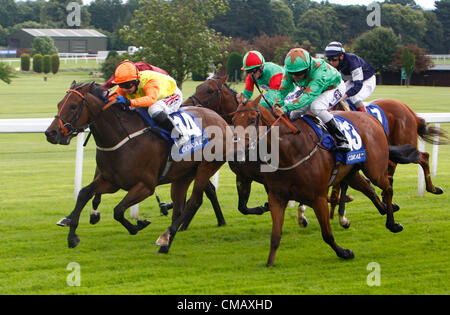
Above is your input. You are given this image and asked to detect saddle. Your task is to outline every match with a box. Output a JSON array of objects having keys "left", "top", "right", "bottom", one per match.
[{"left": 301, "top": 114, "right": 366, "bottom": 165}]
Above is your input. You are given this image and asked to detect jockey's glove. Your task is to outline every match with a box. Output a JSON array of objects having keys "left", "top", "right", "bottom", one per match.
[{"left": 115, "top": 96, "right": 131, "bottom": 109}]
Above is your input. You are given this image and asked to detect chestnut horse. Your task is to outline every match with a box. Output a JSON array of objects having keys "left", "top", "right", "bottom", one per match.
[
  {"left": 330, "top": 99, "right": 448, "bottom": 226},
  {"left": 232, "top": 95, "right": 416, "bottom": 266},
  {"left": 45, "top": 82, "right": 233, "bottom": 251}
]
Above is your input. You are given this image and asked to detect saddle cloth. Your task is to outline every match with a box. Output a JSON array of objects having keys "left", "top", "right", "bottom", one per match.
[
  {"left": 137, "top": 109, "right": 209, "bottom": 159},
  {"left": 301, "top": 114, "right": 367, "bottom": 165},
  {"left": 346, "top": 100, "right": 389, "bottom": 137}
]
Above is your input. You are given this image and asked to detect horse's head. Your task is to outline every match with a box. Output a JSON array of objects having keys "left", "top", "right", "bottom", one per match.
[
  {"left": 45, "top": 81, "right": 105, "bottom": 145},
  {"left": 185, "top": 73, "right": 238, "bottom": 123}
]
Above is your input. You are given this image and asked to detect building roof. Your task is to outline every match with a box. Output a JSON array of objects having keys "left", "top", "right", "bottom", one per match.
[{"left": 20, "top": 29, "right": 107, "bottom": 38}]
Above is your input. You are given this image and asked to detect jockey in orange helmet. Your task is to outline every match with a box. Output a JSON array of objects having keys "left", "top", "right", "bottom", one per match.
[{"left": 112, "top": 60, "right": 189, "bottom": 146}]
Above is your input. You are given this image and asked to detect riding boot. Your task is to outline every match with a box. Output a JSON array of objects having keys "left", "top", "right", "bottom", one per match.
[
  {"left": 325, "top": 118, "right": 351, "bottom": 152},
  {"left": 153, "top": 112, "right": 190, "bottom": 146}
]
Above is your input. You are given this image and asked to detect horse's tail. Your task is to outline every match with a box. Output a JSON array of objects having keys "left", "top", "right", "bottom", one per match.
[
  {"left": 389, "top": 144, "right": 420, "bottom": 164},
  {"left": 416, "top": 116, "right": 449, "bottom": 145}
]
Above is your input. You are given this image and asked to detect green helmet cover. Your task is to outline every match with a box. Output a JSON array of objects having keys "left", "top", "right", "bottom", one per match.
[{"left": 284, "top": 48, "right": 311, "bottom": 73}]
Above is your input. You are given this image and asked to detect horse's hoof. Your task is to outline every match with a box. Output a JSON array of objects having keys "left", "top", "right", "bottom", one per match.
[
  {"left": 158, "top": 246, "right": 169, "bottom": 254},
  {"left": 57, "top": 217, "right": 71, "bottom": 227},
  {"left": 341, "top": 221, "right": 351, "bottom": 229},
  {"left": 338, "top": 249, "right": 354, "bottom": 259},
  {"left": 156, "top": 233, "right": 170, "bottom": 247},
  {"left": 68, "top": 235, "right": 80, "bottom": 248},
  {"left": 90, "top": 213, "right": 101, "bottom": 225},
  {"left": 345, "top": 195, "right": 354, "bottom": 203},
  {"left": 298, "top": 217, "right": 308, "bottom": 228},
  {"left": 217, "top": 221, "right": 226, "bottom": 227},
  {"left": 387, "top": 223, "right": 403, "bottom": 233},
  {"left": 392, "top": 203, "right": 400, "bottom": 212},
  {"left": 430, "top": 187, "right": 444, "bottom": 195},
  {"left": 137, "top": 219, "right": 151, "bottom": 230}
]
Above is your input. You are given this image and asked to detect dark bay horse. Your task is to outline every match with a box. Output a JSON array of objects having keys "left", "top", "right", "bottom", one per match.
[
  {"left": 330, "top": 98, "right": 448, "bottom": 225},
  {"left": 232, "top": 95, "right": 415, "bottom": 266},
  {"left": 45, "top": 82, "right": 233, "bottom": 250}
]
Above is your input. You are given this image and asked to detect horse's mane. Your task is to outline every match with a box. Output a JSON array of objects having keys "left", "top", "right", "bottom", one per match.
[{"left": 71, "top": 81, "right": 107, "bottom": 102}]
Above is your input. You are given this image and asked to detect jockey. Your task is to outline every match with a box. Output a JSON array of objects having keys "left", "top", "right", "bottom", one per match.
[
  {"left": 272, "top": 48, "right": 350, "bottom": 152},
  {"left": 112, "top": 60, "right": 189, "bottom": 146},
  {"left": 324, "top": 41, "right": 376, "bottom": 112},
  {"left": 102, "top": 61, "right": 168, "bottom": 89},
  {"left": 239, "top": 50, "right": 285, "bottom": 107}
]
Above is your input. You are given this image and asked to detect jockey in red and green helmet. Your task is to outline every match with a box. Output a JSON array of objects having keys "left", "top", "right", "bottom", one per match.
[
  {"left": 272, "top": 48, "right": 350, "bottom": 152},
  {"left": 240, "top": 50, "right": 284, "bottom": 107}
]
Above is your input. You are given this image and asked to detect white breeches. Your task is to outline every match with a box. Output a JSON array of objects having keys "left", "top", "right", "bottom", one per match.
[
  {"left": 147, "top": 87, "right": 183, "bottom": 117},
  {"left": 345, "top": 75, "right": 376, "bottom": 103}
]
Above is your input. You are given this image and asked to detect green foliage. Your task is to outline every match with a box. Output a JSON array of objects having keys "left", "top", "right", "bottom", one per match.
[
  {"left": 51, "top": 54, "right": 60, "bottom": 74},
  {"left": 31, "top": 36, "right": 58, "bottom": 56},
  {"left": 122, "top": 0, "right": 230, "bottom": 88},
  {"left": 402, "top": 47, "right": 415, "bottom": 86},
  {"left": 381, "top": 4, "right": 427, "bottom": 45},
  {"left": 354, "top": 27, "right": 401, "bottom": 82},
  {"left": 101, "top": 53, "right": 123, "bottom": 81},
  {"left": 191, "top": 68, "right": 209, "bottom": 81},
  {"left": 32, "top": 53, "right": 42, "bottom": 73},
  {"left": 42, "top": 54, "right": 51, "bottom": 74},
  {"left": 0, "top": 62, "right": 14, "bottom": 84},
  {"left": 226, "top": 52, "right": 243, "bottom": 82},
  {"left": 20, "top": 53, "right": 31, "bottom": 71}
]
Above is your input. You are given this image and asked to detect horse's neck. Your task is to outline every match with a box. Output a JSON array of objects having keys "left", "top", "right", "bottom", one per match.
[
  {"left": 260, "top": 107, "right": 312, "bottom": 167},
  {"left": 221, "top": 88, "right": 238, "bottom": 125},
  {"left": 89, "top": 101, "right": 146, "bottom": 149}
]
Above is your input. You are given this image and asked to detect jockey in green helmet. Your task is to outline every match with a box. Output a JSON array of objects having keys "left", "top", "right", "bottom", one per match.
[{"left": 273, "top": 48, "right": 350, "bottom": 152}]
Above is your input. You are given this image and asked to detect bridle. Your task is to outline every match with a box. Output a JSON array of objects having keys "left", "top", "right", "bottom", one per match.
[{"left": 55, "top": 88, "right": 94, "bottom": 138}]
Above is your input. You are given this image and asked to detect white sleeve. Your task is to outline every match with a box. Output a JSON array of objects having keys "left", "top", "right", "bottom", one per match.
[{"left": 351, "top": 67, "right": 364, "bottom": 82}]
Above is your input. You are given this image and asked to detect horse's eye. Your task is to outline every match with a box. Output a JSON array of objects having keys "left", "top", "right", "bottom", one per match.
[
  {"left": 70, "top": 104, "right": 77, "bottom": 111},
  {"left": 207, "top": 89, "right": 214, "bottom": 94},
  {"left": 249, "top": 118, "right": 256, "bottom": 124}
]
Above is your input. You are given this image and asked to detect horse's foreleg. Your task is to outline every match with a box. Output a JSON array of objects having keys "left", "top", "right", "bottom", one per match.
[
  {"left": 90, "top": 193, "right": 101, "bottom": 225},
  {"left": 157, "top": 162, "right": 224, "bottom": 253},
  {"left": 312, "top": 196, "right": 354, "bottom": 260},
  {"left": 57, "top": 178, "right": 117, "bottom": 248},
  {"left": 266, "top": 192, "right": 287, "bottom": 267},
  {"left": 204, "top": 180, "right": 226, "bottom": 227},
  {"left": 113, "top": 182, "right": 153, "bottom": 235},
  {"left": 237, "top": 177, "right": 269, "bottom": 215}
]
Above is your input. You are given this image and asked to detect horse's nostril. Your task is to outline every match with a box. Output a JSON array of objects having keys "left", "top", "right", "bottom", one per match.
[{"left": 45, "top": 130, "right": 57, "bottom": 138}]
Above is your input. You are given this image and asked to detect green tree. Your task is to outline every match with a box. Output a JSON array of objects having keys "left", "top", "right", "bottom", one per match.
[
  {"left": 270, "top": 0, "right": 295, "bottom": 36},
  {"left": 226, "top": 52, "right": 243, "bottom": 82},
  {"left": 32, "top": 36, "right": 58, "bottom": 55},
  {"left": 43, "top": 54, "right": 51, "bottom": 74},
  {"left": 282, "top": 0, "right": 316, "bottom": 26},
  {"left": 33, "top": 54, "right": 43, "bottom": 73},
  {"left": 122, "top": 0, "right": 230, "bottom": 88},
  {"left": 0, "top": 62, "right": 15, "bottom": 84},
  {"left": 421, "top": 11, "right": 446, "bottom": 53},
  {"left": 381, "top": 4, "right": 427, "bottom": 44},
  {"left": 40, "top": 0, "right": 90, "bottom": 28},
  {"left": 401, "top": 47, "right": 415, "bottom": 87},
  {"left": 51, "top": 54, "right": 60, "bottom": 74},
  {"left": 353, "top": 27, "right": 401, "bottom": 83},
  {"left": 434, "top": 0, "right": 450, "bottom": 53},
  {"left": 21, "top": 53, "right": 31, "bottom": 71},
  {"left": 294, "top": 7, "right": 340, "bottom": 51},
  {"left": 0, "top": 0, "right": 19, "bottom": 28}
]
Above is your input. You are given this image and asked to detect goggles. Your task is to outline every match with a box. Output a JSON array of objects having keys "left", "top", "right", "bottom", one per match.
[
  {"left": 118, "top": 81, "right": 136, "bottom": 89},
  {"left": 327, "top": 56, "right": 340, "bottom": 62},
  {"left": 288, "top": 69, "right": 308, "bottom": 77},
  {"left": 246, "top": 67, "right": 260, "bottom": 74}
]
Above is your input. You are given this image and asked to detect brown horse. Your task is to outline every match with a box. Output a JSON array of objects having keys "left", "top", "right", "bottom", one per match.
[
  {"left": 330, "top": 98, "right": 448, "bottom": 225},
  {"left": 232, "top": 95, "right": 416, "bottom": 266},
  {"left": 45, "top": 82, "right": 233, "bottom": 250}
]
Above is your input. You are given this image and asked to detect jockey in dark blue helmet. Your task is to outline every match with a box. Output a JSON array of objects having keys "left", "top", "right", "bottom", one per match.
[{"left": 324, "top": 41, "right": 376, "bottom": 112}]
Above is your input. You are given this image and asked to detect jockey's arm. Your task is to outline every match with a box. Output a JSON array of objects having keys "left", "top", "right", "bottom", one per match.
[
  {"left": 242, "top": 74, "right": 255, "bottom": 99},
  {"left": 117, "top": 79, "right": 161, "bottom": 109}
]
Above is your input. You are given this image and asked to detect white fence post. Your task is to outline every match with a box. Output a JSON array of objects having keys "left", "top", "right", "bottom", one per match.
[
  {"left": 432, "top": 123, "right": 440, "bottom": 177},
  {"left": 74, "top": 132, "right": 85, "bottom": 199},
  {"left": 418, "top": 138, "right": 426, "bottom": 197}
]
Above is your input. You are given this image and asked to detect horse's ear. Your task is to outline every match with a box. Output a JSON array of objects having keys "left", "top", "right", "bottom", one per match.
[
  {"left": 218, "top": 67, "right": 227, "bottom": 77},
  {"left": 236, "top": 93, "right": 246, "bottom": 104},
  {"left": 254, "top": 94, "right": 263, "bottom": 106},
  {"left": 70, "top": 80, "right": 76, "bottom": 88}
]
